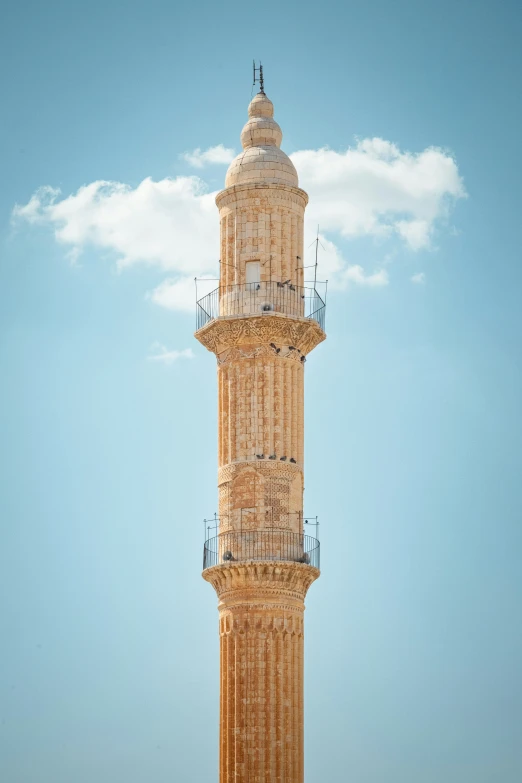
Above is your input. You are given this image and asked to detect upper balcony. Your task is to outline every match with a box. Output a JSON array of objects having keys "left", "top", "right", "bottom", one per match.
[{"left": 196, "top": 281, "right": 326, "bottom": 332}]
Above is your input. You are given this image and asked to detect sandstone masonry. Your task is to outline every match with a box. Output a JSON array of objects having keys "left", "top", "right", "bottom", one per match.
[{"left": 196, "top": 88, "right": 325, "bottom": 783}]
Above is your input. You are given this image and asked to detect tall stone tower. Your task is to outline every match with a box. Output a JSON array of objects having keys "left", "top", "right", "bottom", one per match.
[{"left": 195, "top": 80, "right": 326, "bottom": 783}]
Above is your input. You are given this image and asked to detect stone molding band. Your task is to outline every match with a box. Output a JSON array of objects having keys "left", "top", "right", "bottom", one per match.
[
  {"left": 202, "top": 561, "right": 320, "bottom": 602},
  {"left": 219, "top": 602, "right": 305, "bottom": 617},
  {"left": 215, "top": 182, "right": 309, "bottom": 210},
  {"left": 217, "top": 459, "right": 302, "bottom": 486}
]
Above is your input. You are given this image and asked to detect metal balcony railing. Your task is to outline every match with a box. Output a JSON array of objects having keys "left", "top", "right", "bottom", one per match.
[
  {"left": 196, "top": 282, "right": 326, "bottom": 331},
  {"left": 202, "top": 531, "right": 320, "bottom": 570}
]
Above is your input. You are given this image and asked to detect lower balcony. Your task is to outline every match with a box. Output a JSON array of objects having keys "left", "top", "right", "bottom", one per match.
[{"left": 202, "top": 530, "right": 320, "bottom": 571}]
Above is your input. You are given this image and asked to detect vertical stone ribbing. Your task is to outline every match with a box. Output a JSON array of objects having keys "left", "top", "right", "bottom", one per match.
[
  {"left": 204, "top": 563, "right": 315, "bottom": 783},
  {"left": 207, "top": 578, "right": 313, "bottom": 783}
]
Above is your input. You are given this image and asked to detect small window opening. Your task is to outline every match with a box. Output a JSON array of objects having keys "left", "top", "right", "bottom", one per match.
[{"left": 245, "top": 261, "right": 261, "bottom": 285}]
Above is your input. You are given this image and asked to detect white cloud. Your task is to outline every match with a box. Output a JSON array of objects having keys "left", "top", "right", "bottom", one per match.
[
  {"left": 147, "top": 275, "right": 217, "bottom": 312},
  {"left": 181, "top": 144, "right": 236, "bottom": 168},
  {"left": 12, "top": 136, "right": 465, "bottom": 311},
  {"left": 344, "top": 265, "right": 389, "bottom": 287},
  {"left": 411, "top": 272, "right": 426, "bottom": 284},
  {"left": 301, "top": 233, "right": 388, "bottom": 289},
  {"left": 147, "top": 343, "right": 195, "bottom": 365},
  {"left": 148, "top": 276, "right": 196, "bottom": 313},
  {"left": 395, "top": 220, "right": 431, "bottom": 251},
  {"left": 12, "top": 177, "right": 219, "bottom": 273},
  {"left": 14, "top": 185, "right": 61, "bottom": 222},
  {"left": 291, "top": 139, "right": 466, "bottom": 251}
]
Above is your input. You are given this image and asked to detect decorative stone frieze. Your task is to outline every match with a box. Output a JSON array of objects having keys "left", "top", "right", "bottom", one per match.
[
  {"left": 195, "top": 312, "right": 325, "bottom": 356},
  {"left": 216, "top": 342, "right": 304, "bottom": 366},
  {"left": 217, "top": 460, "right": 302, "bottom": 485}
]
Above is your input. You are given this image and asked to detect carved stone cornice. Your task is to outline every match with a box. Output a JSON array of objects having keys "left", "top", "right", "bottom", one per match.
[
  {"left": 202, "top": 561, "right": 320, "bottom": 606},
  {"left": 195, "top": 313, "right": 325, "bottom": 356}
]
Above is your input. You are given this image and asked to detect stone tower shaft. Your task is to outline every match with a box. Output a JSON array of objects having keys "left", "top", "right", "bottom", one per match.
[{"left": 196, "top": 88, "right": 325, "bottom": 783}]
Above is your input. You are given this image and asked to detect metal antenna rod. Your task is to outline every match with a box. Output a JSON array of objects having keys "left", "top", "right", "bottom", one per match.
[
  {"left": 314, "top": 226, "right": 319, "bottom": 291},
  {"left": 253, "top": 60, "right": 265, "bottom": 94},
  {"left": 308, "top": 228, "right": 324, "bottom": 292}
]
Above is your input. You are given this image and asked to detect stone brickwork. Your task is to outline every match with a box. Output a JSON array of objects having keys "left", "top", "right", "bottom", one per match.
[
  {"left": 196, "top": 89, "right": 325, "bottom": 783},
  {"left": 217, "top": 184, "right": 307, "bottom": 288}
]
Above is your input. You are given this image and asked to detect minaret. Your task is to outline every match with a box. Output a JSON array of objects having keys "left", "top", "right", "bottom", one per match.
[{"left": 195, "top": 77, "right": 326, "bottom": 783}]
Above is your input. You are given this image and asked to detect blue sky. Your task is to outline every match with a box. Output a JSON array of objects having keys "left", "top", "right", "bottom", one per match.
[{"left": 1, "top": 1, "right": 521, "bottom": 781}]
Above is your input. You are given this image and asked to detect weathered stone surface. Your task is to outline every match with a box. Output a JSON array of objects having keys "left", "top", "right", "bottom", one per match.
[{"left": 197, "top": 89, "right": 325, "bottom": 783}]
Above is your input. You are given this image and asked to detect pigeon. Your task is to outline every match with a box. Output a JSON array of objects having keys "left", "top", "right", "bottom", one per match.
[{"left": 280, "top": 456, "right": 287, "bottom": 461}]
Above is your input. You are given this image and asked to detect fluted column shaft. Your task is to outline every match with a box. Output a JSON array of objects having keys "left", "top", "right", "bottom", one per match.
[{"left": 203, "top": 562, "right": 318, "bottom": 783}]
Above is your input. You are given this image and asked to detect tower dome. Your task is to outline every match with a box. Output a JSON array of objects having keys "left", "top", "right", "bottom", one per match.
[{"left": 225, "top": 92, "right": 298, "bottom": 188}]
